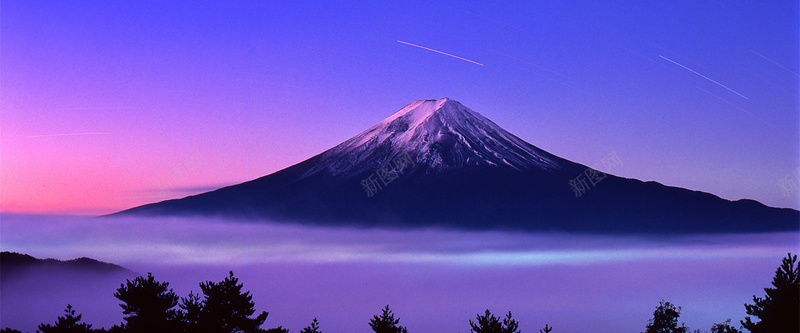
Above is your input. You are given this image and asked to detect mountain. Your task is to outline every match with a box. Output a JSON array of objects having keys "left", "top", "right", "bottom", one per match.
[
  {"left": 0, "top": 252, "right": 133, "bottom": 277},
  {"left": 114, "top": 98, "right": 799, "bottom": 233},
  {"left": 0, "top": 252, "right": 135, "bottom": 332}
]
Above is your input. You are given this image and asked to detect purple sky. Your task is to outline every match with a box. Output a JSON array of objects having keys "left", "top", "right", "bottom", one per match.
[{"left": 1, "top": 1, "right": 798, "bottom": 214}]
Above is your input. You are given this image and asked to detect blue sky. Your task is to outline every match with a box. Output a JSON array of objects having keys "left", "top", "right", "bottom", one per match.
[{"left": 1, "top": 0, "right": 798, "bottom": 213}]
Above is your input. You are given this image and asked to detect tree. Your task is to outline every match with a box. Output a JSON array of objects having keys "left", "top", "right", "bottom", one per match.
[
  {"left": 113, "top": 273, "right": 180, "bottom": 333},
  {"left": 469, "top": 310, "right": 520, "bottom": 333},
  {"left": 539, "top": 324, "right": 553, "bottom": 333},
  {"left": 37, "top": 304, "right": 94, "bottom": 333},
  {"left": 263, "top": 328, "right": 289, "bottom": 333},
  {"left": 195, "top": 271, "right": 274, "bottom": 333},
  {"left": 301, "top": 318, "right": 322, "bottom": 333},
  {"left": 742, "top": 253, "right": 799, "bottom": 333},
  {"left": 643, "top": 300, "right": 689, "bottom": 333},
  {"left": 179, "top": 291, "right": 204, "bottom": 332},
  {"left": 369, "top": 305, "right": 409, "bottom": 333},
  {"left": 710, "top": 319, "right": 742, "bottom": 333},
  {"left": 104, "top": 324, "right": 127, "bottom": 333}
]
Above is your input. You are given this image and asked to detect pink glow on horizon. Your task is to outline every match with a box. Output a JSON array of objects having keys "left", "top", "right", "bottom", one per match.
[
  {"left": 0, "top": 116, "right": 306, "bottom": 215},
  {"left": 1, "top": 1, "right": 797, "bottom": 214}
]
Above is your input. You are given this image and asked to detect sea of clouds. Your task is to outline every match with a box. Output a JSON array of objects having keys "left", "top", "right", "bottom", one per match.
[{"left": 1, "top": 214, "right": 797, "bottom": 332}]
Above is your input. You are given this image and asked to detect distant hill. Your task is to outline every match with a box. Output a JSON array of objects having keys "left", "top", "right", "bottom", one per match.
[
  {"left": 0, "top": 252, "right": 133, "bottom": 278},
  {"left": 1, "top": 252, "right": 137, "bottom": 331}
]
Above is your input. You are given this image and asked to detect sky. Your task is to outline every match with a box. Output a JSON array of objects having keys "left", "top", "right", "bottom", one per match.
[{"left": 1, "top": 1, "right": 798, "bottom": 214}]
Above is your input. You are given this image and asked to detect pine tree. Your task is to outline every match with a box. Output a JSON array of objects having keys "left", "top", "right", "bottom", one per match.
[
  {"left": 113, "top": 273, "right": 180, "bottom": 333},
  {"left": 710, "top": 319, "right": 742, "bottom": 333},
  {"left": 263, "top": 328, "right": 289, "bottom": 333},
  {"left": 539, "top": 324, "right": 553, "bottom": 333},
  {"left": 742, "top": 253, "right": 799, "bottom": 333},
  {"left": 37, "top": 304, "right": 94, "bottom": 333},
  {"left": 469, "top": 310, "right": 520, "bottom": 333},
  {"left": 301, "top": 318, "right": 322, "bottom": 333},
  {"left": 369, "top": 305, "right": 409, "bottom": 333},
  {"left": 643, "top": 300, "right": 689, "bottom": 333},
  {"left": 196, "top": 271, "right": 273, "bottom": 333},
  {"left": 179, "top": 291, "right": 204, "bottom": 332}
]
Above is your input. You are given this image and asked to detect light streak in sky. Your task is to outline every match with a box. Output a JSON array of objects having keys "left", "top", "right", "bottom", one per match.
[
  {"left": 660, "top": 55, "right": 748, "bottom": 100},
  {"left": 695, "top": 86, "right": 788, "bottom": 139},
  {"left": 397, "top": 40, "right": 484, "bottom": 66},
  {"left": 27, "top": 132, "right": 111, "bottom": 138},
  {"left": 750, "top": 49, "right": 800, "bottom": 78}
]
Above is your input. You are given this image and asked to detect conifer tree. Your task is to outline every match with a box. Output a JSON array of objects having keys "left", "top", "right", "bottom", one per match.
[
  {"left": 113, "top": 273, "right": 180, "bottom": 333},
  {"left": 369, "top": 305, "right": 408, "bottom": 333},
  {"left": 195, "top": 271, "right": 276, "bottom": 333},
  {"left": 742, "top": 253, "right": 799, "bottom": 333},
  {"left": 301, "top": 318, "right": 322, "bottom": 333},
  {"left": 37, "top": 304, "right": 94, "bottom": 333},
  {"left": 643, "top": 300, "right": 689, "bottom": 333},
  {"left": 710, "top": 319, "right": 742, "bottom": 333},
  {"left": 469, "top": 310, "right": 520, "bottom": 333}
]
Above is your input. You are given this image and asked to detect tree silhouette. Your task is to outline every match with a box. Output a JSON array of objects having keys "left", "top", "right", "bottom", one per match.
[
  {"left": 194, "top": 271, "right": 278, "bottom": 333},
  {"left": 104, "top": 325, "right": 126, "bottom": 333},
  {"left": 469, "top": 310, "right": 520, "bottom": 333},
  {"left": 741, "top": 253, "right": 799, "bottom": 333},
  {"left": 37, "top": 304, "right": 94, "bottom": 333},
  {"left": 179, "top": 291, "right": 204, "bottom": 332},
  {"left": 710, "top": 319, "right": 742, "bottom": 333},
  {"left": 539, "top": 324, "right": 553, "bottom": 333},
  {"left": 643, "top": 300, "right": 689, "bottom": 333},
  {"left": 113, "top": 272, "right": 180, "bottom": 333},
  {"left": 301, "top": 318, "right": 322, "bottom": 333},
  {"left": 369, "top": 305, "right": 409, "bottom": 333}
]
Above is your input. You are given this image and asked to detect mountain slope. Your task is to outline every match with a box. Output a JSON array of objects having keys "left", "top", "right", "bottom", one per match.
[{"left": 115, "top": 98, "right": 799, "bottom": 234}]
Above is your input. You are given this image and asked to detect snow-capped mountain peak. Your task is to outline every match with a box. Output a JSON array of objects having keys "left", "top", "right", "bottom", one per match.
[
  {"left": 117, "top": 98, "right": 800, "bottom": 235},
  {"left": 302, "top": 98, "right": 564, "bottom": 178}
]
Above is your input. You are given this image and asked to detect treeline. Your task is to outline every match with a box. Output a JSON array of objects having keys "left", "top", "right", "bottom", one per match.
[{"left": 2, "top": 253, "right": 797, "bottom": 333}]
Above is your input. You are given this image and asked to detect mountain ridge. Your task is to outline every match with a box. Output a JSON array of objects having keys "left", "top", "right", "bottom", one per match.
[
  {"left": 113, "top": 98, "right": 799, "bottom": 234},
  {"left": 0, "top": 251, "right": 134, "bottom": 276}
]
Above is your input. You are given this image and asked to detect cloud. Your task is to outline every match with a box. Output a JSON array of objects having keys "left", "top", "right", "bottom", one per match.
[{"left": 2, "top": 214, "right": 796, "bottom": 266}]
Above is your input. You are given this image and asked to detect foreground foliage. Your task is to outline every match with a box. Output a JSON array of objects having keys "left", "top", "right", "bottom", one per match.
[
  {"left": 369, "top": 305, "right": 408, "bottom": 333},
  {"left": 3, "top": 253, "right": 797, "bottom": 333},
  {"left": 37, "top": 304, "right": 94, "bottom": 333},
  {"left": 742, "top": 253, "right": 799, "bottom": 333},
  {"left": 469, "top": 310, "right": 520, "bottom": 333}
]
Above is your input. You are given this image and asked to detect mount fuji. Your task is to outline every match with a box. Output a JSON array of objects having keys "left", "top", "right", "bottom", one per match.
[{"left": 115, "top": 98, "right": 799, "bottom": 233}]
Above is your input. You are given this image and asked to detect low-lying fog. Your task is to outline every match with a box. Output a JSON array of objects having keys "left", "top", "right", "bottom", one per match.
[{"left": 1, "top": 214, "right": 797, "bottom": 332}]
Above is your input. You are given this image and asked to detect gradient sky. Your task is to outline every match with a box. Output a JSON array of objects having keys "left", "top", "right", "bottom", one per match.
[{"left": 1, "top": 1, "right": 798, "bottom": 215}]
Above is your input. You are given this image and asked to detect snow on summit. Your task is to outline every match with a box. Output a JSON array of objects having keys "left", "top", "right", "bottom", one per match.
[
  {"left": 301, "top": 98, "right": 564, "bottom": 178},
  {"left": 116, "top": 98, "right": 800, "bottom": 234}
]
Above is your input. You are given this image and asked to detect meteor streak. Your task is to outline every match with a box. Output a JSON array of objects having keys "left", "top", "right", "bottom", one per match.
[{"left": 397, "top": 40, "right": 484, "bottom": 66}]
